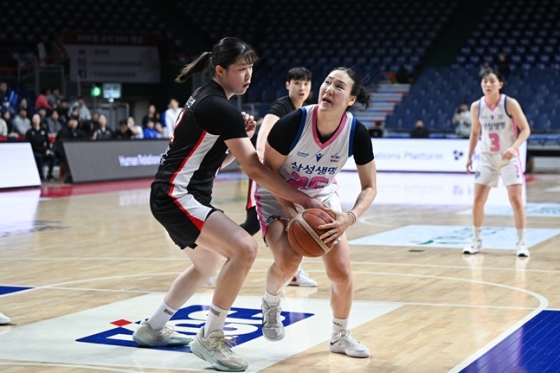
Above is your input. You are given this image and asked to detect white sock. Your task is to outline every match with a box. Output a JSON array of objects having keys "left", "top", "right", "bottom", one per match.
[
  {"left": 263, "top": 290, "right": 281, "bottom": 305},
  {"left": 473, "top": 226, "right": 482, "bottom": 241},
  {"left": 147, "top": 301, "right": 177, "bottom": 330},
  {"left": 204, "top": 303, "right": 228, "bottom": 338},
  {"left": 517, "top": 229, "right": 526, "bottom": 244},
  {"left": 332, "top": 317, "right": 349, "bottom": 335}
]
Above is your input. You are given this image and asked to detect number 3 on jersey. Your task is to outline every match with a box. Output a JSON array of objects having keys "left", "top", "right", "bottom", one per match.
[
  {"left": 288, "top": 171, "right": 329, "bottom": 189},
  {"left": 489, "top": 133, "right": 500, "bottom": 151}
]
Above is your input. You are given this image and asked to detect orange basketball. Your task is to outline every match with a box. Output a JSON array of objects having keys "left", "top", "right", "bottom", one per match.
[{"left": 287, "top": 208, "right": 335, "bottom": 257}]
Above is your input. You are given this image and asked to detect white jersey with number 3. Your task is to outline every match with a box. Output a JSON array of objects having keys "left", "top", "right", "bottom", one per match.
[{"left": 477, "top": 94, "right": 518, "bottom": 153}]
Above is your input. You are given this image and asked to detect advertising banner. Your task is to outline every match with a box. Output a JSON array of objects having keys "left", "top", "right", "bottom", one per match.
[
  {"left": 342, "top": 138, "right": 527, "bottom": 173},
  {"left": 63, "top": 140, "right": 169, "bottom": 183},
  {"left": 0, "top": 143, "right": 41, "bottom": 189}
]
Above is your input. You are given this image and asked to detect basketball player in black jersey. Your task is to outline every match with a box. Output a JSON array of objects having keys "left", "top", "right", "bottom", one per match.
[{"left": 131, "top": 37, "right": 323, "bottom": 372}]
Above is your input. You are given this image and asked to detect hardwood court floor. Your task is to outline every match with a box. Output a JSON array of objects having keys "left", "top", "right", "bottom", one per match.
[{"left": 0, "top": 171, "right": 559, "bottom": 373}]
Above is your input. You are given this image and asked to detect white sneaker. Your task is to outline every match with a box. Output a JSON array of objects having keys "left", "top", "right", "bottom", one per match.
[
  {"left": 261, "top": 299, "right": 285, "bottom": 341},
  {"left": 132, "top": 319, "right": 192, "bottom": 347},
  {"left": 329, "top": 330, "right": 370, "bottom": 358},
  {"left": 0, "top": 312, "right": 11, "bottom": 325},
  {"left": 191, "top": 328, "right": 248, "bottom": 372},
  {"left": 463, "top": 239, "right": 482, "bottom": 255},
  {"left": 288, "top": 268, "right": 317, "bottom": 287},
  {"left": 516, "top": 242, "right": 530, "bottom": 257}
]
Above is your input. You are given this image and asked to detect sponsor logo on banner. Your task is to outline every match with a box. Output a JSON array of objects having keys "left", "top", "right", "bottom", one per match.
[{"left": 342, "top": 139, "right": 527, "bottom": 172}]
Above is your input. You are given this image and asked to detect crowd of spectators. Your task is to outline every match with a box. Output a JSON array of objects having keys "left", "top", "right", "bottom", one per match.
[{"left": 1, "top": 81, "right": 177, "bottom": 183}]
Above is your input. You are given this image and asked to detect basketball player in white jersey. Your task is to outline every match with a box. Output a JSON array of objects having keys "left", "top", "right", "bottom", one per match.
[
  {"left": 463, "top": 68, "right": 531, "bottom": 257},
  {"left": 240, "top": 66, "right": 318, "bottom": 287},
  {"left": 256, "top": 67, "right": 378, "bottom": 358}
]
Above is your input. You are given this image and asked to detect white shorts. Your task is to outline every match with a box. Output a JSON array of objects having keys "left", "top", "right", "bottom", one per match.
[
  {"left": 475, "top": 152, "right": 524, "bottom": 187},
  {"left": 255, "top": 187, "right": 341, "bottom": 238}
]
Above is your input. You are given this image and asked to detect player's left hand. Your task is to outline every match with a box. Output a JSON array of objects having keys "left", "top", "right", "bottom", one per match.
[
  {"left": 318, "top": 207, "right": 351, "bottom": 245},
  {"left": 501, "top": 147, "right": 516, "bottom": 161}
]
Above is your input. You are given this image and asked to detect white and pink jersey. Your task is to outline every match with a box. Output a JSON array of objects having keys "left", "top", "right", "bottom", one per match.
[
  {"left": 477, "top": 94, "right": 518, "bottom": 153},
  {"left": 277, "top": 105, "right": 355, "bottom": 199}
]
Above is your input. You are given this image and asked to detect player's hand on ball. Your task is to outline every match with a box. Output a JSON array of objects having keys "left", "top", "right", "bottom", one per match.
[{"left": 317, "top": 207, "right": 349, "bottom": 246}]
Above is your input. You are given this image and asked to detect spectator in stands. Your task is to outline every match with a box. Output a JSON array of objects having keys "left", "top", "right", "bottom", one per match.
[
  {"left": 2, "top": 110, "right": 13, "bottom": 135},
  {"left": 0, "top": 112, "right": 7, "bottom": 138},
  {"left": 369, "top": 121, "right": 385, "bottom": 138},
  {"left": 142, "top": 104, "right": 161, "bottom": 127},
  {"left": 46, "top": 110, "right": 63, "bottom": 136},
  {"left": 35, "top": 88, "right": 53, "bottom": 111},
  {"left": 47, "top": 87, "right": 64, "bottom": 109},
  {"left": 0, "top": 82, "right": 13, "bottom": 113},
  {"left": 162, "top": 97, "right": 181, "bottom": 138},
  {"left": 54, "top": 116, "right": 84, "bottom": 183},
  {"left": 112, "top": 119, "right": 132, "bottom": 140},
  {"left": 90, "top": 112, "right": 101, "bottom": 130},
  {"left": 26, "top": 113, "right": 55, "bottom": 181},
  {"left": 80, "top": 120, "right": 96, "bottom": 139},
  {"left": 0, "top": 82, "right": 9, "bottom": 108},
  {"left": 127, "top": 116, "right": 144, "bottom": 139},
  {"left": 154, "top": 121, "right": 165, "bottom": 137},
  {"left": 452, "top": 101, "right": 472, "bottom": 138},
  {"left": 463, "top": 68, "right": 531, "bottom": 257},
  {"left": 68, "top": 96, "right": 92, "bottom": 122},
  {"left": 37, "top": 107, "right": 49, "bottom": 130},
  {"left": 18, "top": 98, "right": 30, "bottom": 117},
  {"left": 57, "top": 99, "right": 70, "bottom": 124},
  {"left": 410, "top": 118, "right": 430, "bottom": 138},
  {"left": 91, "top": 114, "right": 113, "bottom": 140},
  {"left": 12, "top": 107, "right": 31, "bottom": 136},
  {"left": 494, "top": 53, "right": 510, "bottom": 78},
  {"left": 143, "top": 118, "right": 159, "bottom": 139}
]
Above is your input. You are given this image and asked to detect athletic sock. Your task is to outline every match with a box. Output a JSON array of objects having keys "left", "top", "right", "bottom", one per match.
[
  {"left": 147, "top": 301, "right": 177, "bottom": 329},
  {"left": 203, "top": 303, "right": 228, "bottom": 338},
  {"left": 263, "top": 290, "right": 281, "bottom": 305},
  {"left": 332, "top": 317, "right": 349, "bottom": 335},
  {"left": 473, "top": 226, "right": 482, "bottom": 241},
  {"left": 517, "top": 229, "right": 526, "bottom": 244}
]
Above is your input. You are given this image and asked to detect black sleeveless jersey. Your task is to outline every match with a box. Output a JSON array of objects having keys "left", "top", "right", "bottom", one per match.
[{"left": 154, "top": 80, "right": 248, "bottom": 196}]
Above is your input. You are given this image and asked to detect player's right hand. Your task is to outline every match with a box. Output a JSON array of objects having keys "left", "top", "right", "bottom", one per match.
[
  {"left": 302, "top": 197, "right": 326, "bottom": 212},
  {"left": 466, "top": 158, "right": 473, "bottom": 174}
]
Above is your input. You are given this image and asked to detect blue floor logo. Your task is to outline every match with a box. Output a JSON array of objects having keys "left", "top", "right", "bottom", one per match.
[{"left": 76, "top": 304, "right": 314, "bottom": 351}]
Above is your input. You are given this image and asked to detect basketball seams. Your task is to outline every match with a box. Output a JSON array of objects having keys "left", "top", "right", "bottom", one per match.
[
  {"left": 293, "top": 213, "right": 331, "bottom": 253},
  {"left": 288, "top": 224, "right": 315, "bottom": 257}
]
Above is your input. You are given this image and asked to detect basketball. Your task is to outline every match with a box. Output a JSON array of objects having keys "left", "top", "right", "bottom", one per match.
[{"left": 287, "top": 208, "right": 335, "bottom": 257}]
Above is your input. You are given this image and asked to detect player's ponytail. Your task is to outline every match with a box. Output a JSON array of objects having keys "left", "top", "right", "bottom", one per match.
[{"left": 175, "top": 52, "right": 212, "bottom": 83}]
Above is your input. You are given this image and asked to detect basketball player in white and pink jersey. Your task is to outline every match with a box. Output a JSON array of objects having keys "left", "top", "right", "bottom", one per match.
[
  {"left": 463, "top": 68, "right": 531, "bottom": 257},
  {"left": 256, "top": 67, "right": 378, "bottom": 358}
]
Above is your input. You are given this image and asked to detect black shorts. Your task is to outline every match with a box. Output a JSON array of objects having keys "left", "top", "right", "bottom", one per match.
[{"left": 150, "top": 182, "right": 219, "bottom": 249}]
